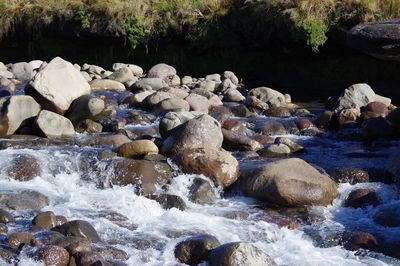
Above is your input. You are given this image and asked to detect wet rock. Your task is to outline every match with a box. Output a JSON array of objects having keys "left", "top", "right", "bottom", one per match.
[
  {"left": 222, "top": 119, "right": 247, "bottom": 134},
  {"left": 261, "top": 144, "right": 291, "bottom": 158},
  {"left": 362, "top": 117, "right": 394, "bottom": 141},
  {"left": 32, "top": 211, "right": 57, "bottom": 231},
  {"left": 148, "top": 63, "right": 176, "bottom": 81},
  {"left": 34, "top": 110, "right": 75, "bottom": 138},
  {"left": 265, "top": 106, "right": 291, "bottom": 117},
  {"left": 6, "top": 154, "right": 42, "bottom": 181},
  {"left": 76, "top": 119, "right": 103, "bottom": 133},
  {"left": 249, "top": 134, "right": 274, "bottom": 145},
  {"left": 92, "top": 245, "right": 128, "bottom": 261},
  {"left": 315, "top": 111, "right": 333, "bottom": 128},
  {"left": 109, "top": 158, "right": 173, "bottom": 195},
  {"left": 75, "top": 251, "right": 105, "bottom": 266},
  {"left": 65, "top": 95, "right": 105, "bottom": 125},
  {"left": 189, "top": 178, "right": 218, "bottom": 204},
  {"left": 52, "top": 236, "right": 92, "bottom": 255},
  {"left": 0, "top": 190, "right": 49, "bottom": 210},
  {"left": 90, "top": 79, "right": 125, "bottom": 91},
  {"left": 344, "top": 189, "right": 379, "bottom": 208},
  {"left": 0, "top": 246, "right": 17, "bottom": 263},
  {"left": 296, "top": 118, "right": 313, "bottom": 130},
  {"left": 174, "top": 147, "right": 239, "bottom": 187},
  {"left": 149, "top": 194, "right": 186, "bottom": 210},
  {"left": 118, "top": 140, "right": 159, "bottom": 158},
  {"left": 123, "top": 91, "right": 153, "bottom": 107},
  {"left": 130, "top": 78, "right": 167, "bottom": 92},
  {"left": 87, "top": 134, "right": 131, "bottom": 148},
  {"left": 52, "top": 220, "right": 101, "bottom": 243},
  {"left": 240, "top": 158, "right": 338, "bottom": 207},
  {"left": 228, "top": 104, "right": 253, "bottom": 117},
  {"left": 274, "top": 137, "right": 304, "bottom": 152},
  {"left": 0, "top": 95, "right": 41, "bottom": 136},
  {"left": 0, "top": 210, "right": 14, "bottom": 223},
  {"left": 185, "top": 93, "right": 210, "bottom": 113},
  {"left": 255, "top": 120, "right": 286, "bottom": 136},
  {"left": 162, "top": 114, "right": 223, "bottom": 155},
  {"left": 174, "top": 234, "right": 220, "bottom": 265},
  {"left": 0, "top": 224, "right": 7, "bottom": 234},
  {"left": 373, "top": 202, "right": 400, "bottom": 227},
  {"left": 6, "top": 232, "right": 33, "bottom": 249},
  {"left": 364, "top": 101, "right": 389, "bottom": 117},
  {"left": 34, "top": 231, "right": 65, "bottom": 245},
  {"left": 25, "top": 57, "right": 91, "bottom": 114},
  {"left": 152, "top": 97, "right": 190, "bottom": 114},
  {"left": 248, "top": 87, "right": 286, "bottom": 107},
  {"left": 329, "top": 168, "right": 370, "bottom": 184},
  {"left": 36, "top": 245, "right": 70, "bottom": 266},
  {"left": 336, "top": 108, "right": 359, "bottom": 128},
  {"left": 222, "top": 129, "right": 263, "bottom": 152},
  {"left": 344, "top": 232, "right": 379, "bottom": 252},
  {"left": 209, "top": 242, "right": 277, "bottom": 266}
]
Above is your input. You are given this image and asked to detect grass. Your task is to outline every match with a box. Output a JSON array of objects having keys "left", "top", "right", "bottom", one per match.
[{"left": 0, "top": 0, "right": 399, "bottom": 51}]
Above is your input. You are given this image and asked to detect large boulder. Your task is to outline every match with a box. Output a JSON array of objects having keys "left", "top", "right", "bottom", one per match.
[
  {"left": 209, "top": 242, "right": 277, "bottom": 266},
  {"left": 240, "top": 158, "right": 338, "bottom": 206},
  {"left": 0, "top": 95, "right": 41, "bottom": 136},
  {"left": 147, "top": 63, "right": 176, "bottom": 80},
  {"left": 34, "top": 110, "right": 75, "bottom": 138},
  {"left": 25, "top": 57, "right": 91, "bottom": 114},
  {"left": 334, "top": 84, "right": 391, "bottom": 111},
  {"left": 248, "top": 87, "right": 286, "bottom": 107},
  {"left": 161, "top": 114, "right": 223, "bottom": 155},
  {"left": 174, "top": 147, "right": 240, "bottom": 187},
  {"left": 52, "top": 220, "right": 101, "bottom": 243},
  {"left": 347, "top": 20, "right": 400, "bottom": 61}
]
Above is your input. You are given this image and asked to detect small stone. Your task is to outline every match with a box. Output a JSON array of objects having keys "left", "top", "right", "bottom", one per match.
[
  {"left": 0, "top": 209, "right": 14, "bottom": 223},
  {"left": 118, "top": 140, "right": 159, "bottom": 158}
]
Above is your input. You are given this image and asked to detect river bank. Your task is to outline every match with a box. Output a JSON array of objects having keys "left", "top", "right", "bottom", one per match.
[{"left": 0, "top": 57, "right": 399, "bottom": 265}]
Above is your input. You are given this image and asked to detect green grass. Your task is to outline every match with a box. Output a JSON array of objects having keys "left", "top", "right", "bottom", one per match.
[{"left": 0, "top": 0, "right": 398, "bottom": 51}]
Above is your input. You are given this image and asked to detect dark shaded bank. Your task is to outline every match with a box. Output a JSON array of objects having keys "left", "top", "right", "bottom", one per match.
[{"left": 1, "top": 36, "right": 400, "bottom": 103}]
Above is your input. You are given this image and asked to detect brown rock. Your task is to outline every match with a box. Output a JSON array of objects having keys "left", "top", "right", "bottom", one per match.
[
  {"left": 6, "top": 232, "right": 33, "bottom": 249},
  {"left": 264, "top": 107, "right": 291, "bottom": 117},
  {"left": 255, "top": 120, "right": 286, "bottom": 135},
  {"left": 52, "top": 220, "right": 101, "bottom": 243},
  {"left": 329, "top": 168, "right": 370, "bottom": 184},
  {"left": 296, "top": 118, "right": 313, "bottom": 130},
  {"left": 0, "top": 209, "right": 14, "bottom": 223},
  {"left": 344, "top": 189, "right": 379, "bottom": 208},
  {"left": 365, "top": 101, "right": 389, "bottom": 116},
  {"left": 118, "top": 140, "right": 159, "bottom": 158},
  {"left": 174, "top": 234, "right": 220, "bottom": 265},
  {"left": 344, "top": 232, "right": 379, "bottom": 252},
  {"left": 32, "top": 211, "right": 57, "bottom": 231},
  {"left": 0, "top": 190, "right": 49, "bottom": 210},
  {"left": 174, "top": 147, "right": 239, "bottom": 187},
  {"left": 37, "top": 245, "right": 70, "bottom": 266}
]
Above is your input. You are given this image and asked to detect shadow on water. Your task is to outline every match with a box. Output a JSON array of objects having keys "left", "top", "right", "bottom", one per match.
[{"left": 1, "top": 36, "right": 400, "bottom": 103}]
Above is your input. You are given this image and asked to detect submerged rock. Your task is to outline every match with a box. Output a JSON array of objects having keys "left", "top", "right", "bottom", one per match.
[
  {"left": 6, "top": 154, "right": 42, "bottom": 181},
  {"left": 240, "top": 158, "right": 337, "bottom": 207},
  {"left": 149, "top": 194, "right": 186, "bottom": 211},
  {"left": 373, "top": 202, "right": 400, "bottom": 227},
  {"left": 0, "top": 190, "right": 49, "bottom": 210},
  {"left": 209, "top": 242, "right": 277, "bottom": 266},
  {"left": 344, "top": 189, "right": 379, "bottom": 208},
  {"left": 188, "top": 178, "right": 218, "bottom": 204}
]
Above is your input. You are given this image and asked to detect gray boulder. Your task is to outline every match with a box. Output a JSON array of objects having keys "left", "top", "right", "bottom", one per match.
[
  {"left": 159, "top": 111, "right": 200, "bottom": 139},
  {"left": 162, "top": 114, "right": 223, "bottom": 154},
  {"left": 34, "top": 110, "right": 75, "bottom": 138},
  {"left": 108, "top": 67, "right": 135, "bottom": 83},
  {"left": 0, "top": 95, "right": 41, "bottom": 136},
  {"left": 130, "top": 78, "right": 167, "bottom": 92},
  {"left": 209, "top": 242, "right": 277, "bottom": 266},
  {"left": 240, "top": 158, "right": 338, "bottom": 206},
  {"left": 89, "top": 79, "right": 125, "bottom": 91},
  {"left": 147, "top": 63, "right": 176, "bottom": 81},
  {"left": 25, "top": 57, "right": 91, "bottom": 114},
  {"left": 248, "top": 87, "right": 286, "bottom": 107},
  {"left": 112, "top": 63, "right": 143, "bottom": 76}
]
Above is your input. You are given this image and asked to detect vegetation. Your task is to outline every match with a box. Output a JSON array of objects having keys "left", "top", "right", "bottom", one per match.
[{"left": 0, "top": 0, "right": 399, "bottom": 52}]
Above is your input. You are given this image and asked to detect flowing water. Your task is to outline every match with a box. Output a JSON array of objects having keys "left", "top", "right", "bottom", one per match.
[{"left": 0, "top": 99, "right": 399, "bottom": 265}]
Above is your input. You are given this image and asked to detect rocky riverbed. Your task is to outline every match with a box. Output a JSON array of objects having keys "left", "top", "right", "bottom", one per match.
[{"left": 0, "top": 57, "right": 399, "bottom": 265}]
